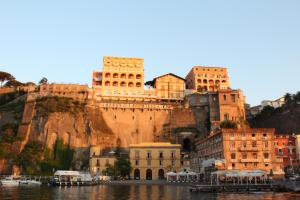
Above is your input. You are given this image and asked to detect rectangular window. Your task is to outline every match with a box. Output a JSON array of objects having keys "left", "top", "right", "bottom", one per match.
[
  {"left": 264, "top": 153, "right": 269, "bottom": 159},
  {"left": 159, "top": 160, "right": 163, "bottom": 166},
  {"left": 135, "top": 160, "right": 139, "bottom": 166},
  {"left": 147, "top": 151, "right": 151, "bottom": 159},
  {"left": 147, "top": 159, "right": 151, "bottom": 166},
  {"left": 159, "top": 152, "right": 164, "bottom": 159},
  {"left": 242, "top": 153, "right": 247, "bottom": 159},
  {"left": 252, "top": 141, "right": 257, "bottom": 148}
]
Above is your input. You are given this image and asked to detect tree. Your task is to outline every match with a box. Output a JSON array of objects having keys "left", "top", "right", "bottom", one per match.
[
  {"left": 4, "top": 79, "right": 24, "bottom": 87},
  {"left": 220, "top": 120, "right": 238, "bottom": 129},
  {"left": 284, "top": 93, "right": 292, "bottom": 106},
  {"left": 0, "top": 71, "right": 15, "bottom": 87},
  {"left": 39, "top": 77, "right": 48, "bottom": 85},
  {"left": 114, "top": 157, "right": 132, "bottom": 178},
  {"left": 144, "top": 80, "right": 154, "bottom": 87}
]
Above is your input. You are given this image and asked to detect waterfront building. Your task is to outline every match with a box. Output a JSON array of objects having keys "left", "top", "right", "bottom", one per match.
[
  {"left": 191, "top": 128, "right": 284, "bottom": 178},
  {"left": 185, "top": 66, "right": 230, "bottom": 92},
  {"left": 274, "top": 134, "right": 299, "bottom": 171},
  {"left": 89, "top": 146, "right": 116, "bottom": 175},
  {"left": 129, "top": 142, "right": 181, "bottom": 180},
  {"left": 260, "top": 97, "right": 285, "bottom": 111}
]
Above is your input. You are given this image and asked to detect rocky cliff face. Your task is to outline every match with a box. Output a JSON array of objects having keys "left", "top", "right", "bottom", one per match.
[{"left": 0, "top": 94, "right": 198, "bottom": 173}]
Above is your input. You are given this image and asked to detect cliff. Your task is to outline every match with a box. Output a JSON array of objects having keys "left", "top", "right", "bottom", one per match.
[{"left": 0, "top": 93, "right": 197, "bottom": 174}]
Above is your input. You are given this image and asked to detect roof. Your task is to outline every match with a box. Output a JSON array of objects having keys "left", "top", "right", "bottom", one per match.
[
  {"left": 153, "top": 73, "right": 185, "bottom": 81},
  {"left": 129, "top": 142, "right": 181, "bottom": 148}
]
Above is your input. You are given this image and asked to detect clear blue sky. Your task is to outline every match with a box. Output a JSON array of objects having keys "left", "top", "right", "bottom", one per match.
[{"left": 0, "top": 0, "right": 299, "bottom": 106}]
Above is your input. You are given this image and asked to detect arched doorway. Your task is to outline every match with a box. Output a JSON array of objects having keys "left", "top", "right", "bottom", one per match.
[
  {"left": 158, "top": 169, "right": 164, "bottom": 180},
  {"left": 134, "top": 169, "right": 140, "bottom": 180},
  {"left": 146, "top": 169, "right": 152, "bottom": 180}
]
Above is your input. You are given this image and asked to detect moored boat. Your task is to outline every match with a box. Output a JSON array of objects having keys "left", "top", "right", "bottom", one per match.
[{"left": 0, "top": 176, "right": 20, "bottom": 186}]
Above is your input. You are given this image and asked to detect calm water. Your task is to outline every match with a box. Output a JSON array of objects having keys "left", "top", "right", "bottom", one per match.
[{"left": 0, "top": 185, "right": 299, "bottom": 200}]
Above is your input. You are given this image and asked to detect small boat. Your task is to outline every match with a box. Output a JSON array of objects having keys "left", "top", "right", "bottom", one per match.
[
  {"left": 52, "top": 170, "right": 94, "bottom": 186},
  {"left": 0, "top": 176, "right": 20, "bottom": 186},
  {"left": 19, "top": 179, "right": 42, "bottom": 186}
]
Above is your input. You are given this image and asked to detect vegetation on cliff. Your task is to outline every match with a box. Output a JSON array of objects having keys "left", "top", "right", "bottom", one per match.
[
  {"left": 18, "top": 139, "right": 74, "bottom": 175},
  {"left": 249, "top": 91, "right": 300, "bottom": 133},
  {"left": 35, "top": 96, "right": 86, "bottom": 117}
]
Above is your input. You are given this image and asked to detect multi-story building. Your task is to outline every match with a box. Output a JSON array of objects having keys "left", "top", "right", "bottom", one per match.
[
  {"left": 185, "top": 66, "right": 230, "bottom": 92},
  {"left": 129, "top": 142, "right": 181, "bottom": 180},
  {"left": 89, "top": 146, "right": 116, "bottom": 175},
  {"left": 185, "top": 89, "right": 246, "bottom": 134},
  {"left": 274, "top": 134, "right": 299, "bottom": 171},
  {"left": 92, "top": 56, "right": 147, "bottom": 100},
  {"left": 191, "top": 128, "right": 284, "bottom": 178},
  {"left": 152, "top": 73, "right": 185, "bottom": 100}
]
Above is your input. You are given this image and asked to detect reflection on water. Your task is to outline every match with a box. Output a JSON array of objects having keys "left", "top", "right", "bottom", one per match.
[{"left": 0, "top": 185, "right": 299, "bottom": 200}]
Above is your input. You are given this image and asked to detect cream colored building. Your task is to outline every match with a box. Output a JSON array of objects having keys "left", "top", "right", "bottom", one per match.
[
  {"left": 92, "top": 56, "right": 147, "bottom": 100},
  {"left": 185, "top": 66, "right": 230, "bottom": 92},
  {"left": 152, "top": 73, "right": 185, "bottom": 100},
  {"left": 89, "top": 146, "right": 116, "bottom": 175},
  {"left": 129, "top": 143, "right": 181, "bottom": 180}
]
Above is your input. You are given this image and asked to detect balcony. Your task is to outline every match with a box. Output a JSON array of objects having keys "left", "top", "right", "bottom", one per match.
[{"left": 239, "top": 146, "right": 258, "bottom": 152}]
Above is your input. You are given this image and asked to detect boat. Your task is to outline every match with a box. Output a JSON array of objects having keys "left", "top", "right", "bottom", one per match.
[
  {"left": 19, "top": 179, "right": 42, "bottom": 186},
  {"left": 0, "top": 176, "right": 20, "bottom": 186}
]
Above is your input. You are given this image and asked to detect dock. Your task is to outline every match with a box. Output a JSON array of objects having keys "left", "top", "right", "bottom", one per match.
[{"left": 190, "top": 184, "right": 283, "bottom": 193}]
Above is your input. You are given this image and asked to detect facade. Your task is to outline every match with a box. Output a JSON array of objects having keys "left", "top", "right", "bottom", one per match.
[
  {"left": 92, "top": 56, "right": 148, "bottom": 100},
  {"left": 185, "top": 66, "right": 230, "bottom": 92},
  {"left": 274, "top": 134, "right": 299, "bottom": 170},
  {"left": 296, "top": 135, "right": 300, "bottom": 164},
  {"left": 129, "top": 142, "right": 181, "bottom": 180},
  {"left": 39, "top": 83, "right": 89, "bottom": 100},
  {"left": 191, "top": 128, "right": 284, "bottom": 178},
  {"left": 185, "top": 89, "right": 246, "bottom": 134},
  {"left": 89, "top": 146, "right": 116, "bottom": 175},
  {"left": 152, "top": 73, "right": 185, "bottom": 100}
]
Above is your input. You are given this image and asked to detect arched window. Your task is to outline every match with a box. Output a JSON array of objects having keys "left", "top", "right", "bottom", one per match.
[
  {"left": 113, "top": 73, "right": 118, "bottom": 78},
  {"left": 209, "top": 86, "right": 214, "bottom": 91},
  {"left": 136, "top": 74, "right": 142, "bottom": 79},
  {"left": 136, "top": 82, "right": 141, "bottom": 87},
  {"left": 146, "top": 169, "right": 152, "bottom": 180},
  {"left": 105, "top": 81, "right": 110, "bottom": 86},
  {"left": 203, "top": 86, "right": 208, "bottom": 91},
  {"left": 128, "top": 74, "right": 134, "bottom": 79},
  {"left": 120, "top": 73, "right": 126, "bottom": 79},
  {"left": 120, "top": 81, "right": 126, "bottom": 87},
  {"left": 158, "top": 169, "right": 164, "bottom": 180},
  {"left": 134, "top": 169, "right": 140, "bottom": 180},
  {"left": 222, "top": 80, "right": 227, "bottom": 83},
  {"left": 197, "top": 79, "right": 202, "bottom": 84},
  {"left": 105, "top": 73, "right": 111, "bottom": 78},
  {"left": 223, "top": 94, "right": 227, "bottom": 101},
  {"left": 215, "top": 80, "right": 220, "bottom": 85},
  {"left": 203, "top": 79, "right": 207, "bottom": 84},
  {"left": 209, "top": 80, "right": 214, "bottom": 84},
  {"left": 112, "top": 81, "right": 118, "bottom": 86},
  {"left": 128, "top": 82, "right": 134, "bottom": 87}
]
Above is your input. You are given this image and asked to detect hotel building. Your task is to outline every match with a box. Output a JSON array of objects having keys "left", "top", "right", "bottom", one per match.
[
  {"left": 191, "top": 128, "right": 284, "bottom": 177},
  {"left": 185, "top": 66, "right": 230, "bottom": 92}
]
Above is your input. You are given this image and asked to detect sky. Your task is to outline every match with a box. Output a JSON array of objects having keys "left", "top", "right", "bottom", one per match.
[{"left": 0, "top": 0, "right": 299, "bottom": 106}]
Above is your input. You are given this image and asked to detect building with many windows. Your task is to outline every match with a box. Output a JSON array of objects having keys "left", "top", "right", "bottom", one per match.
[
  {"left": 274, "top": 134, "right": 299, "bottom": 171},
  {"left": 185, "top": 66, "right": 230, "bottom": 92},
  {"left": 129, "top": 143, "right": 181, "bottom": 180},
  {"left": 191, "top": 128, "right": 284, "bottom": 178},
  {"left": 92, "top": 56, "right": 147, "bottom": 100}
]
